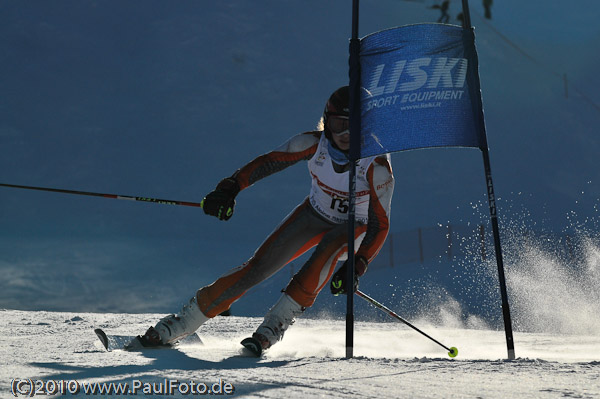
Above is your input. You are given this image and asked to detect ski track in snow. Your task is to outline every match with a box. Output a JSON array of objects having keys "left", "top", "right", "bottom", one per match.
[{"left": 2, "top": 310, "right": 598, "bottom": 398}]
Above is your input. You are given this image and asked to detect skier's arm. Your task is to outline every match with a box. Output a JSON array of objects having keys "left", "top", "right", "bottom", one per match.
[
  {"left": 355, "top": 156, "right": 394, "bottom": 272},
  {"left": 202, "top": 131, "right": 320, "bottom": 220},
  {"left": 232, "top": 131, "right": 321, "bottom": 190}
]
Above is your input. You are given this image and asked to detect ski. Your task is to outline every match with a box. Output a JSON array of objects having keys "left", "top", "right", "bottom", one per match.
[
  {"left": 94, "top": 328, "right": 203, "bottom": 351},
  {"left": 240, "top": 337, "right": 263, "bottom": 357}
]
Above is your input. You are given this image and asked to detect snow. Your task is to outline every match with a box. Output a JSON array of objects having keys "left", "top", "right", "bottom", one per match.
[{"left": 2, "top": 310, "right": 599, "bottom": 398}]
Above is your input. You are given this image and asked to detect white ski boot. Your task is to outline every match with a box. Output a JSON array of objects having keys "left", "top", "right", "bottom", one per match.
[
  {"left": 253, "top": 293, "right": 305, "bottom": 350},
  {"left": 141, "top": 295, "right": 208, "bottom": 346}
]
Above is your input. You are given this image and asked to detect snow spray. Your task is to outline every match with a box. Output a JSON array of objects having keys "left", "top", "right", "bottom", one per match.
[{"left": 466, "top": 194, "right": 600, "bottom": 336}]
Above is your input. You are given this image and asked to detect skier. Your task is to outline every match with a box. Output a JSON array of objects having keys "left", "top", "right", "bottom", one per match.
[
  {"left": 430, "top": 0, "right": 450, "bottom": 23},
  {"left": 138, "top": 86, "right": 395, "bottom": 353},
  {"left": 483, "top": 0, "right": 492, "bottom": 20}
]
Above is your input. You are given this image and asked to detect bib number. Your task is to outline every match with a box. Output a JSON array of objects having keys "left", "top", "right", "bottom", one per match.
[{"left": 330, "top": 196, "right": 349, "bottom": 214}]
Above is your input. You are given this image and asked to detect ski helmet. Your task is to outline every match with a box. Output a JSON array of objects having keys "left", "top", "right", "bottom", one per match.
[{"left": 323, "top": 86, "right": 350, "bottom": 141}]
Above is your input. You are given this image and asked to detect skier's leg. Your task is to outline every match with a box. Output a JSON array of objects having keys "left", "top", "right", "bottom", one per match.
[
  {"left": 196, "top": 199, "right": 333, "bottom": 318},
  {"left": 285, "top": 222, "right": 367, "bottom": 307},
  {"left": 142, "top": 199, "right": 333, "bottom": 345},
  {"left": 252, "top": 222, "right": 367, "bottom": 349}
]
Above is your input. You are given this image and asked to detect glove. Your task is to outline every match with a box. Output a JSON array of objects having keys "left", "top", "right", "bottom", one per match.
[
  {"left": 330, "top": 256, "right": 368, "bottom": 296},
  {"left": 201, "top": 177, "right": 240, "bottom": 221}
]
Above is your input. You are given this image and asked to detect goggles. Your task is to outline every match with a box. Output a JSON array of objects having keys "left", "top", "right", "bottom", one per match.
[{"left": 326, "top": 115, "right": 350, "bottom": 136}]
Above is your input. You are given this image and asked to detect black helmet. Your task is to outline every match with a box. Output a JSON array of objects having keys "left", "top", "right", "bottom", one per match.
[{"left": 323, "top": 86, "right": 349, "bottom": 141}]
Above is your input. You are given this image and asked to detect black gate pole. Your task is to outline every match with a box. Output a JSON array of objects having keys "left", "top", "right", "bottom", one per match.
[
  {"left": 346, "top": 0, "right": 361, "bottom": 359},
  {"left": 461, "top": 0, "right": 516, "bottom": 360},
  {"left": 481, "top": 149, "right": 516, "bottom": 360}
]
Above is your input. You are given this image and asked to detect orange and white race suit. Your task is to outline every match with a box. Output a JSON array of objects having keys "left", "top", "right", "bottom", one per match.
[{"left": 196, "top": 130, "right": 394, "bottom": 317}]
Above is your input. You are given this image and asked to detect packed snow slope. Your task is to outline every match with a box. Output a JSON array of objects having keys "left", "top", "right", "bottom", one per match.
[
  {"left": 1, "top": 0, "right": 600, "bottom": 327},
  {"left": 1, "top": 310, "right": 599, "bottom": 399}
]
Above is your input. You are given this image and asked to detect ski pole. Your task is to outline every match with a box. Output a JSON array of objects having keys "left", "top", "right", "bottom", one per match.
[
  {"left": 0, "top": 182, "right": 204, "bottom": 208},
  {"left": 355, "top": 290, "right": 458, "bottom": 358}
]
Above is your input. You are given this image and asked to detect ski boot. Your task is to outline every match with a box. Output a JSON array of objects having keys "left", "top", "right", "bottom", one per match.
[
  {"left": 138, "top": 295, "right": 208, "bottom": 347},
  {"left": 242, "top": 294, "right": 305, "bottom": 356}
]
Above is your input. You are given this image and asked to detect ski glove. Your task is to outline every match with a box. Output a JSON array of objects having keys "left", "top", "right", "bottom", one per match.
[
  {"left": 330, "top": 256, "right": 368, "bottom": 296},
  {"left": 201, "top": 177, "right": 240, "bottom": 221}
]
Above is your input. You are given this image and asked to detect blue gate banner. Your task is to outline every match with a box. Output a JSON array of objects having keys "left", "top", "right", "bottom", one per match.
[{"left": 359, "top": 23, "right": 486, "bottom": 158}]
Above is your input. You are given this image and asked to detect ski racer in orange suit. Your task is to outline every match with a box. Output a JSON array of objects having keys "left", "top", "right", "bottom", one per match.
[{"left": 139, "top": 86, "right": 395, "bottom": 351}]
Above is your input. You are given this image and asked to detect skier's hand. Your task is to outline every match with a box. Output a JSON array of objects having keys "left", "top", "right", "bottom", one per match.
[
  {"left": 330, "top": 256, "right": 368, "bottom": 296},
  {"left": 201, "top": 177, "right": 240, "bottom": 221}
]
